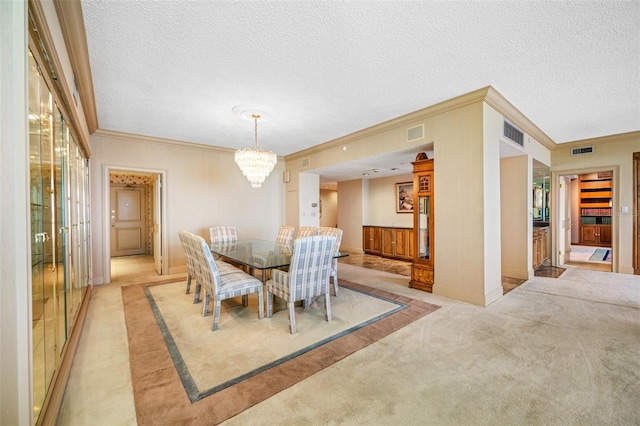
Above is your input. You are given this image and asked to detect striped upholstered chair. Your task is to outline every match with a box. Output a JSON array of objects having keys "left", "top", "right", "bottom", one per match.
[
  {"left": 178, "top": 231, "right": 198, "bottom": 295},
  {"left": 266, "top": 235, "right": 337, "bottom": 334},
  {"left": 190, "top": 234, "right": 263, "bottom": 330},
  {"left": 275, "top": 225, "right": 295, "bottom": 245},
  {"left": 181, "top": 231, "right": 237, "bottom": 304},
  {"left": 295, "top": 226, "right": 318, "bottom": 239},
  {"left": 319, "top": 227, "right": 343, "bottom": 296},
  {"left": 209, "top": 226, "right": 237, "bottom": 256}
]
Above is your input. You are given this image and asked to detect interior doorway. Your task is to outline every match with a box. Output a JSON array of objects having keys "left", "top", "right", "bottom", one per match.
[
  {"left": 556, "top": 170, "right": 613, "bottom": 272},
  {"left": 104, "top": 167, "right": 167, "bottom": 283}
]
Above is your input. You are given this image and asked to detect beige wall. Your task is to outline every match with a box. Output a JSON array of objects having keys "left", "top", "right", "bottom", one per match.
[
  {"left": 337, "top": 179, "right": 365, "bottom": 253},
  {"left": 89, "top": 131, "right": 286, "bottom": 284},
  {"left": 365, "top": 174, "right": 414, "bottom": 228},
  {"left": 551, "top": 132, "right": 640, "bottom": 274},
  {"left": 1, "top": 2, "right": 32, "bottom": 424},
  {"left": 319, "top": 189, "right": 338, "bottom": 228},
  {"left": 500, "top": 155, "right": 532, "bottom": 279},
  {"left": 432, "top": 102, "right": 493, "bottom": 305}
]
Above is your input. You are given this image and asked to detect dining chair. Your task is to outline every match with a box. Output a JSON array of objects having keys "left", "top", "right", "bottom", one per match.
[
  {"left": 319, "top": 227, "right": 343, "bottom": 296},
  {"left": 275, "top": 225, "right": 295, "bottom": 245},
  {"left": 209, "top": 226, "right": 238, "bottom": 244},
  {"left": 295, "top": 226, "right": 318, "bottom": 239},
  {"left": 191, "top": 234, "right": 263, "bottom": 331},
  {"left": 266, "top": 235, "right": 337, "bottom": 334},
  {"left": 178, "top": 230, "right": 198, "bottom": 295},
  {"left": 185, "top": 231, "right": 238, "bottom": 303}
]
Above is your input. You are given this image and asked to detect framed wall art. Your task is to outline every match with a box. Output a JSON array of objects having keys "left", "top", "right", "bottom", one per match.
[{"left": 396, "top": 182, "right": 414, "bottom": 213}]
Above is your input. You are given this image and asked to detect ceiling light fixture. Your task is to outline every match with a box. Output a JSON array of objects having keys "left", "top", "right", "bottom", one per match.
[{"left": 234, "top": 113, "right": 277, "bottom": 188}]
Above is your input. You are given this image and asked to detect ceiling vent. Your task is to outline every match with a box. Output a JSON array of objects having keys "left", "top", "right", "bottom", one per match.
[
  {"left": 503, "top": 120, "right": 524, "bottom": 147},
  {"left": 570, "top": 146, "right": 594, "bottom": 156}
]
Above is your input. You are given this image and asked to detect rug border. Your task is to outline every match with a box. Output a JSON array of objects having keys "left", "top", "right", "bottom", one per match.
[
  {"left": 122, "top": 278, "right": 440, "bottom": 425},
  {"left": 145, "top": 283, "right": 408, "bottom": 403}
]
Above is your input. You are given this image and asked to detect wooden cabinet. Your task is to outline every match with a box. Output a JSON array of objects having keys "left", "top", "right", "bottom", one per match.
[
  {"left": 381, "top": 227, "right": 413, "bottom": 260},
  {"left": 580, "top": 224, "right": 611, "bottom": 245},
  {"left": 363, "top": 226, "right": 412, "bottom": 260},
  {"left": 410, "top": 158, "right": 434, "bottom": 292},
  {"left": 533, "top": 227, "right": 548, "bottom": 269},
  {"left": 578, "top": 172, "right": 612, "bottom": 247},
  {"left": 363, "top": 226, "right": 381, "bottom": 255}
]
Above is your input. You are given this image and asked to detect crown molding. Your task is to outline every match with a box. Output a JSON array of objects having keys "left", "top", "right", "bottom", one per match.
[
  {"left": 555, "top": 130, "right": 640, "bottom": 149},
  {"left": 483, "top": 87, "right": 556, "bottom": 150},
  {"left": 286, "top": 87, "right": 491, "bottom": 162},
  {"left": 54, "top": 0, "right": 98, "bottom": 134},
  {"left": 94, "top": 129, "right": 288, "bottom": 159}
]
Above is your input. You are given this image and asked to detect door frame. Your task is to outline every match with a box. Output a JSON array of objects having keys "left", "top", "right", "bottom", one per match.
[
  {"left": 551, "top": 165, "right": 618, "bottom": 272},
  {"left": 102, "top": 165, "right": 167, "bottom": 283}
]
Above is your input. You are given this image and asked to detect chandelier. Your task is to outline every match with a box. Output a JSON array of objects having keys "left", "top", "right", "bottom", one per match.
[{"left": 234, "top": 113, "right": 277, "bottom": 188}]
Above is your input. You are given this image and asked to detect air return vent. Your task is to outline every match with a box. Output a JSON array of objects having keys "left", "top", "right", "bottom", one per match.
[
  {"left": 570, "top": 146, "right": 594, "bottom": 156},
  {"left": 503, "top": 120, "right": 524, "bottom": 146},
  {"left": 407, "top": 124, "right": 424, "bottom": 142},
  {"left": 302, "top": 157, "right": 310, "bottom": 168}
]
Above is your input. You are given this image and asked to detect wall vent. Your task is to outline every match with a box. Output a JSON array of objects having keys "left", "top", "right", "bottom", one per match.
[
  {"left": 503, "top": 120, "right": 524, "bottom": 146},
  {"left": 302, "top": 157, "right": 310, "bottom": 168},
  {"left": 406, "top": 124, "right": 424, "bottom": 142},
  {"left": 570, "top": 146, "right": 594, "bottom": 156}
]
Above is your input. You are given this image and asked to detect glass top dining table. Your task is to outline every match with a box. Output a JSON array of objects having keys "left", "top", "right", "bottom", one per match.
[{"left": 210, "top": 239, "right": 348, "bottom": 283}]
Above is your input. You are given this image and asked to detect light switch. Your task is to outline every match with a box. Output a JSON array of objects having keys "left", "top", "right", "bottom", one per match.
[{"left": 621, "top": 206, "right": 629, "bottom": 214}]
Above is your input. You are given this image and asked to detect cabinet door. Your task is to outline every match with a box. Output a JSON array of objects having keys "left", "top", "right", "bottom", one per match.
[
  {"left": 372, "top": 228, "right": 381, "bottom": 254},
  {"left": 382, "top": 228, "right": 395, "bottom": 257},
  {"left": 363, "top": 227, "right": 373, "bottom": 252},
  {"left": 394, "top": 229, "right": 409, "bottom": 259},
  {"left": 407, "top": 229, "right": 415, "bottom": 259},
  {"left": 580, "top": 225, "right": 597, "bottom": 244},
  {"left": 599, "top": 226, "right": 612, "bottom": 245}
]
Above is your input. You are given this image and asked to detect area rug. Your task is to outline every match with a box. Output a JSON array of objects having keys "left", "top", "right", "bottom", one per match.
[
  {"left": 588, "top": 248, "right": 610, "bottom": 262},
  {"left": 122, "top": 278, "right": 440, "bottom": 425}
]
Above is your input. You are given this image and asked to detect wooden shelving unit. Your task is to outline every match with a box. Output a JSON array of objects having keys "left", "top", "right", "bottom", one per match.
[{"left": 579, "top": 172, "right": 612, "bottom": 247}]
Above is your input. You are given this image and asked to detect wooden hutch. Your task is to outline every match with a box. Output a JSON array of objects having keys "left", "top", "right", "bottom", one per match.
[{"left": 410, "top": 156, "right": 434, "bottom": 292}]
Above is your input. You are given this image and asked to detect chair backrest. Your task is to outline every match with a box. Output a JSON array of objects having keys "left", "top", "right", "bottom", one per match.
[
  {"left": 190, "top": 234, "right": 222, "bottom": 295},
  {"left": 288, "top": 235, "right": 336, "bottom": 301},
  {"left": 295, "top": 226, "right": 319, "bottom": 239},
  {"left": 319, "top": 227, "right": 343, "bottom": 254},
  {"left": 178, "top": 230, "right": 197, "bottom": 276},
  {"left": 209, "top": 226, "right": 238, "bottom": 244},
  {"left": 275, "top": 225, "right": 295, "bottom": 245}
]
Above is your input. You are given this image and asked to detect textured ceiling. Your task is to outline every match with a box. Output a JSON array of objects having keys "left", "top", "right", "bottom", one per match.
[{"left": 80, "top": 0, "right": 639, "bottom": 182}]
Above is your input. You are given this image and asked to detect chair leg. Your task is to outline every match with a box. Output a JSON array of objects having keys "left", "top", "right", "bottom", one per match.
[
  {"left": 212, "top": 299, "right": 222, "bottom": 331},
  {"left": 193, "top": 282, "right": 201, "bottom": 304},
  {"left": 267, "top": 290, "right": 273, "bottom": 318},
  {"left": 288, "top": 301, "right": 297, "bottom": 334},
  {"left": 257, "top": 288, "right": 264, "bottom": 319},
  {"left": 333, "top": 274, "right": 339, "bottom": 297},
  {"left": 185, "top": 273, "right": 192, "bottom": 294},
  {"left": 324, "top": 292, "right": 332, "bottom": 322},
  {"left": 202, "top": 294, "right": 210, "bottom": 317}
]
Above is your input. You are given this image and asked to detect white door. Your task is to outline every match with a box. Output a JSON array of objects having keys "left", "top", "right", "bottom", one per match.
[
  {"left": 153, "top": 174, "right": 163, "bottom": 274},
  {"left": 110, "top": 185, "right": 146, "bottom": 257},
  {"left": 557, "top": 176, "right": 572, "bottom": 265}
]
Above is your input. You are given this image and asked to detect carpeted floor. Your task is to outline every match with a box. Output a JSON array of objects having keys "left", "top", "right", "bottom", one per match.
[{"left": 122, "top": 278, "right": 440, "bottom": 425}]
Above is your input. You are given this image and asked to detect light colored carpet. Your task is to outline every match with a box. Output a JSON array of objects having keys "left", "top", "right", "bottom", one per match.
[{"left": 58, "top": 263, "right": 640, "bottom": 426}]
